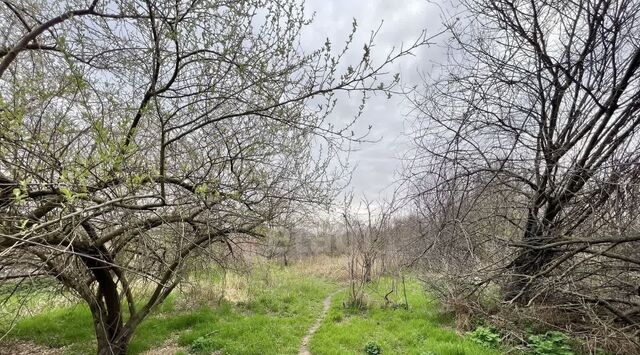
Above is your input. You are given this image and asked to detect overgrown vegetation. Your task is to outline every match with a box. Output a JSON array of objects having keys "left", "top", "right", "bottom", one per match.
[
  {"left": 527, "top": 332, "right": 575, "bottom": 355},
  {"left": 466, "top": 325, "right": 578, "bottom": 355},
  {"left": 1, "top": 0, "right": 638, "bottom": 354},
  {"left": 1, "top": 264, "right": 336, "bottom": 354},
  {"left": 310, "top": 278, "right": 504, "bottom": 355},
  {"left": 1, "top": 261, "right": 583, "bottom": 354},
  {"left": 405, "top": 0, "right": 640, "bottom": 352}
]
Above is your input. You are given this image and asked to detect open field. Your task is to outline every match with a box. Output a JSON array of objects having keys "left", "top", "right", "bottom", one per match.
[
  {"left": 0, "top": 258, "right": 507, "bottom": 355},
  {"left": 310, "top": 278, "right": 502, "bottom": 355}
]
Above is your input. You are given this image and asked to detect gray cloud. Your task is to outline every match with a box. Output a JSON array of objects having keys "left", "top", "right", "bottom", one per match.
[{"left": 301, "top": 0, "right": 446, "bottom": 200}]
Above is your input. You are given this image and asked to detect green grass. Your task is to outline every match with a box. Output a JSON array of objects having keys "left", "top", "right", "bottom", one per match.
[
  {"left": 1, "top": 265, "right": 337, "bottom": 354},
  {"left": 310, "top": 278, "right": 503, "bottom": 355},
  {"left": 7, "top": 305, "right": 95, "bottom": 353},
  {"left": 174, "top": 269, "right": 336, "bottom": 354},
  {"left": 1, "top": 264, "right": 507, "bottom": 354}
]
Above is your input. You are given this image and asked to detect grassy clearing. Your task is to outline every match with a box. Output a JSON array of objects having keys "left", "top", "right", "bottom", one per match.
[
  {"left": 310, "top": 278, "right": 503, "bottom": 355},
  {"left": 1, "top": 264, "right": 338, "bottom": 354},
  {"left": 1, "top": 260, "right": 509, "bottom": 354}
]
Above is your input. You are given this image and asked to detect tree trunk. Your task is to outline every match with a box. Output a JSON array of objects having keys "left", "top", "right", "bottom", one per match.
[
  {"left": 88, "top": 288, "right": 132, "bottom": 355},
  {"left": 363, "top": 258, "right": 373, "bottom": 283},
  {"left": 94, "top": 324, "right": 130, "bottom": 355},
  {"left": 504, "top": 206, "right": 558, "bottom": 303},
  {"left": 329, "top": 235, "right": 337, "bottom": 256},
  {"left": 81, "top": 246, "right": 131, "bottom": 355}
]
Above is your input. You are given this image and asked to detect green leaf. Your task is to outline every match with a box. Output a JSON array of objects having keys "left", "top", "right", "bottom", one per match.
[{"left": 12, "top": 187, "right": 24, "bottom": 202}]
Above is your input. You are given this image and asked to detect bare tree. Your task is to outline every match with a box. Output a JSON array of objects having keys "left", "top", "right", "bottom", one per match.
[
  {"left": 342, "top": 195, "right": 397, "bottom": 306},
  {"left": 0, "top": 1, "right": 429, "bottom": 353},
  {"left": 409, "top": 0, "right": 640, "bottom": 346}
]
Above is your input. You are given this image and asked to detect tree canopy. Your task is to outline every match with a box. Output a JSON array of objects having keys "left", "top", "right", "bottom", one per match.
[{"left": 0, "top": 1, "right": 427, "bottom": 353}]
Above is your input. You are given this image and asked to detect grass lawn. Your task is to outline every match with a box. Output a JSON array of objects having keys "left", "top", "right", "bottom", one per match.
[
  {"left": 1, "top": 265, "right": 337, "bottom": 354},
  {"left": 310, "top": 278, "right": 503, "bottom": 355},
  {"left": 1, "top": 261, "right": 505, "bottom": 354}
]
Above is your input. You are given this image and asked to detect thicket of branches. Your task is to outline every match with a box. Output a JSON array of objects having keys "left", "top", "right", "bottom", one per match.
[{"left": 407, "top": 0, "right": 640, "bottom": 352}]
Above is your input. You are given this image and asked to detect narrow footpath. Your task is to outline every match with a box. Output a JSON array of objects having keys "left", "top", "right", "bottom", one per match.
[{"left": 298, "top": 291, "right": 337, "bottom": 355}]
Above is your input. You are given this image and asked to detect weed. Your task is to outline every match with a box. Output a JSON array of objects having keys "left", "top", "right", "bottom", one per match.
[
  {"left": 2, "top": 265, "right": 336, "bottom": 354},
  {"left": 190, "top": 336, "right": 219, "bottom": 353},
  {"left": 364, "top": 340, "right": 383, "bottom": 354},
  {"left": 468, "top": 326, "right": 501, "bottom": 348},
  {"left": 527, "top": 331, "right": 574, "bottom": 355}
]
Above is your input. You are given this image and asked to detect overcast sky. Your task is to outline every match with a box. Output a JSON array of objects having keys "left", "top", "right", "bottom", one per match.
[{"left": 300, "top": 0, "right": 448, "bottom": 201}]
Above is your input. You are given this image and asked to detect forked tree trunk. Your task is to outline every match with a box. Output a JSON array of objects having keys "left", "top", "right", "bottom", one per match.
[
  {"left": 95, "top": 327, "right": 130, "bottom": 355},
  {"left": 81, "top": 246, "right": 132, "bottom": 355},
  {"left": 504, "top": 206, "right": 559, "bottom": 303},
  {"left": 89, "top": 298, "right": 132, "bottom": 355}
]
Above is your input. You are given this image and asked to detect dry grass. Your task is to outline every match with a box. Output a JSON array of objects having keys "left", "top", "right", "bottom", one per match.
[
  {"left": 140, "top": 336, "right": 186, "bottom": 355},
  {"left": 291, "top": 255, "right": 350, "bottom": 282},
  {"left": 175, "top": 271, "right": 253, "bottom": 310},
  {"left": 443, "top": 298, "right": 474, "bottom": 331},
  {"left": 441, "top": 292, "right": 640, "bottom": 355},
  {"left": 175, "top": 255, "right": 349, "bottom": 310}
]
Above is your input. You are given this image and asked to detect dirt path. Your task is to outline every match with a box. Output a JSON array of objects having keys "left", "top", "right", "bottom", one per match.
[
  {"left": 299, "top": 291, "right": 337, "bottom": 355},
  {"left": 0, "top": 341, "right": 63, "bottom": 355}
]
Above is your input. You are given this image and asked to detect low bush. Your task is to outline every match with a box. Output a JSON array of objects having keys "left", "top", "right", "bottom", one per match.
[
  {"left": 468, "top": 326, "right": 501, "bottom": 348},
  {"left": 364, "top": 341, "right": 383, "bottom": 355},
  {"left": 527, "top": 331, "right": 574, "bottom": 355}
]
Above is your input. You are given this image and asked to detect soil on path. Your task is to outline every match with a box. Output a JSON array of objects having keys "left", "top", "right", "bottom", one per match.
[{"left": 299, "top": 291, "right": 338, "bottom": 355}]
